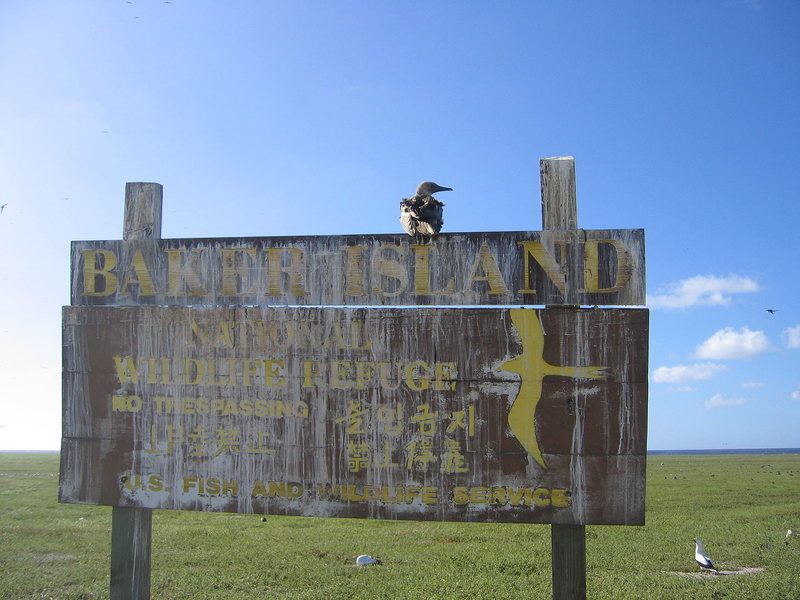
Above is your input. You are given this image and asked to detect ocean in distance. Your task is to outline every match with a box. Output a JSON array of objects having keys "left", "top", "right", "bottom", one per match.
[{"left": 648, "top": 448, "right": 800, "bottom": 455}]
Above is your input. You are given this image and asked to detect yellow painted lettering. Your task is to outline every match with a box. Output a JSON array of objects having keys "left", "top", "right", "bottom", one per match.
[
  {"left": 491, "top": 487, "right": 507, "bottom": 505},
  {"left": 378, "top": 362, "right": 402, "bottom": 390},
  {"left": 287, "top": 482, "right": 303, "bottom": 498},
  {"left": 464, "top": 242, "right": 510, "bottom": 295},
  {"left": 452, "top": 486, "right": 469, "bottom": 505},
  {"left": 216, "top": 321, "right": 234, "bottom": 349},
  {"left": 469, "top": 487, "right": 490, "bottom": 504},
  {"left": 527, "top": 487, "right": 551, "bottom": 507},
  {"left": 111, "top": 394, "right": 141, "bottom": 412},
  {"left": 266, "top": 247, "right": 307, "bottom": 297},
  {"left": 188, "top": 319, "right": 210, "bottom": 345},
  {"left": 412, "top": 244, "right": 454, "bottom": 296},
  {"left": 166, "top": 249, "right": 207, "bottom": 296},
  {"left": 242, "top": 358, "right": 261, "bottom": 386},
  {"left": 582, "top": 239, "right": 633, "bottom": 294},
  {"left": 372, "top": 244, "right": 408, "bottom": 297},
  {"left": 404, "top": 360, "right": 431, "bottom": 391},
  {"left": 82, "top": 249, "right": 118, "bottom": 296},
  {"left": 264, "top": 359, "right": 286, "bottom": 387},
  {"left": 302, "top": 360, "right": 321, "bottom": 388},
  {"left": 112, "top": 356, "right": 139, "bottom": 384},
  {"left": 433, "top": 362, "right": 457, "bottom": 391},
  {"left": 331, "top": 360, "right": 354, "bottom": 389},
  {"left": 551, "top": 488, "right": 572, "bottom": 508},
  {"left": 421, "top": 487, "right": 438, "bottom": 505},
  {"left": 221, "top": 248, "right": 258, "bottom": 296},
  {"left": 183, "top": 358, "right": 206, "bottom": 385},
  {"left": 206, "top": 478, "right": 221, "bottom": 495},
  {"left": 344, "top": 245, "right": 367, "bottom": 297},
  {"left": 517, "top": 240, "right": 566, "bottom": 294},
  {"left": 119, "top": 249, "right": 156, "bottom": 297},
  {"left": 251, "top": 480, "right": 267, "bottom": 497},
  {"left": 148, "top": 474, "right": 163, "bottom": 492},
  {"left": 508, "top": 487, "right": 526, "bottom": 506},
  {"left": 355, "top": 361, "right": 375, "bottom": 390}
]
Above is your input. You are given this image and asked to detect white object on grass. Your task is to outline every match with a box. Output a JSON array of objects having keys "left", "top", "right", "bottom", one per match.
[
  {"left": 694, "top": 538, "right": 717, "bottom": 572},
  {"left": 356, "top": 554, "right": 381, "bottom": 566}
]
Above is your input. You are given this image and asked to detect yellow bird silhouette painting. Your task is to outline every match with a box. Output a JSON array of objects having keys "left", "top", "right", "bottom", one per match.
[{"left": 499, "top": 309, "right": 607, "bottom": 469}]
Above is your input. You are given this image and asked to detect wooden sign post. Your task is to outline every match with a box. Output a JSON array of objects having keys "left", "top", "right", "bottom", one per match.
[
  {"left": 543, "top": 157, "right": 586, "bottom": 600},
  {"left": 61, "top": 163, "right": 647, "bottom": 600},
  {"left": 112, "top": 183, "right": 161, "bottom": 600}
]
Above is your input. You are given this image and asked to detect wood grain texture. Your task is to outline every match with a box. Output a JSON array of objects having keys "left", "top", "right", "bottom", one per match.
[
  {"left": 541, "top": 157, "right": 577, "bottom": 230},
  {"left": 70, "top": 229, "right": 646, "bottom": 307},
  {"left": 111, "top": 181, "right": 158, "bottom": 600},
  {"left": 551, "top": 524, "right": 587, "bottom": 599},
  {"left": 123, "top": 183, "right": 162, "bottom": 241},
  {"left": 543, "top": 156, "right": 586, "bottom": 600},
  {"left": 110, "top": 506, "right": 152, "bottom": 600},
  {"left": 60, "top": 305, "right": 648, "bottom": 525}
]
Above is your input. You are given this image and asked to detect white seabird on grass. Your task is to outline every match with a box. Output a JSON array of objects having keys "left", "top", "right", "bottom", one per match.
[
  {"left": 694, "top": 538, "right": 717, "bottom": 572},
  {"left": 355, "top": 554, "right": 382, "bottom": 566}
]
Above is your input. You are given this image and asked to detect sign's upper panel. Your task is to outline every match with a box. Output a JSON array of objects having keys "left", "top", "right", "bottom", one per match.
[{"left": 71, "top": 230, "right": 645, "bottom": 307}]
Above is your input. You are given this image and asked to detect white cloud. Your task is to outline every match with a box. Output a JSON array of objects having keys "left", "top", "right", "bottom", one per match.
[
  {"left": 784, "top": 325, "right": 800, "bottom": 349},
  {"left": 705, "top": 393, "right": 746, "bottom": 409},
  {"left": 742, "top": 380, "right": 765, "bottom": 389},
  {"left": 652, "top": 362, "right": 726, "bottom": 383},
  {"left": 648, "top": 275, "right": 759, "bottom": 309},
  {"left": 791, "top": 389, "right": 800, "bottom": 401},
  {"left": 695, "top": 327, "right": 769, "bottom": 360}
]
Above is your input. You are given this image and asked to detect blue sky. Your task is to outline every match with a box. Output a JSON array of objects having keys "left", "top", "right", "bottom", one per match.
[{"left": 0, "top": 1, "right": 798, "bottom": 450}]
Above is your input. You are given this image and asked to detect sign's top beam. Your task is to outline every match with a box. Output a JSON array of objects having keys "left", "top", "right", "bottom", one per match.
[{"left": 71, "top": 229, "right": 645, "bottom": 308}]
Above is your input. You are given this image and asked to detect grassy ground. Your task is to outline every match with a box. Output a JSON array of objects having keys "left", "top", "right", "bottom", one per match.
[{"left": 1, "top": 453, "right": 798, "bottom": 599}]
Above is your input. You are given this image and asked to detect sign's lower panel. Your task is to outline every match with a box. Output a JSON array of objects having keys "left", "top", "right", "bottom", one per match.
[{"left": 60, "top": 306, "right": 649, "bottom": 525}]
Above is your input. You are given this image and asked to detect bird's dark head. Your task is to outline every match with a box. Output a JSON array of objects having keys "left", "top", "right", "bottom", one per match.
[{"left": 415, "top": 181, "right": 452, "bottom": 197}]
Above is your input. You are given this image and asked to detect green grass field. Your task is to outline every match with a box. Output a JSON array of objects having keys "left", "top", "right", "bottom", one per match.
[{"left": 1, "top": 453, "right": 798, "bottom": 599}]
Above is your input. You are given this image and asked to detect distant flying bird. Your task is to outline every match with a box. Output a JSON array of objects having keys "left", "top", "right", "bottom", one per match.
[
  {"left": 694, "top": 538, "right": 717, "bottom": 572},
  {"left": 355, "top": 554, "right": 381, "bottom": 566},
  {"left": 0, "top": 203, "right": 7, "bottom": 213},
  {"left": 766, "top": 309, "right": 777, "bottom": 315},
  {"left": 400, "top": 181, "right": 452, "bottom": 239}
]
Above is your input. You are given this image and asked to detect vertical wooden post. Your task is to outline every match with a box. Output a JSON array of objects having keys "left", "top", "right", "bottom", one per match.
[
  {"left": 111, "top": 506, "right": 153, "bottom": 599},
  {"left": 541, "top": 157, "right": 587, "bottom": 600},
  {"left": 540, "top": 157, "right": 577, "bottom": 230},
  {"left": 123, "top": 182, "right": 162, "bottom": 240},
  {"left": 551, "top": 523, "right": 586, "bottom": 600},
  {"left": 110, "top": 182, "right": 162, "bottom": 600}
]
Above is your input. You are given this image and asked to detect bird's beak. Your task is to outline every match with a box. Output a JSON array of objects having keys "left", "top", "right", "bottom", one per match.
[{"left": 435, "top": 185, "right": 453, "bottom": 193}]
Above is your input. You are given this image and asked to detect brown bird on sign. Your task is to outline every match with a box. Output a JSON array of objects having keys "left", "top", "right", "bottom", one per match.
[{"left": 400, "top": 181, "right": 452, "bottom": 240}]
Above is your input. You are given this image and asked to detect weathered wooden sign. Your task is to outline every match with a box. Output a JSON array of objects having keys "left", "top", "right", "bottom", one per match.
[
  {"left": 71, "top": 230, "right": 645, "bottom": 307},
  {"left": 61, "top": 305, "right": 648, "bottom": 525}
]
